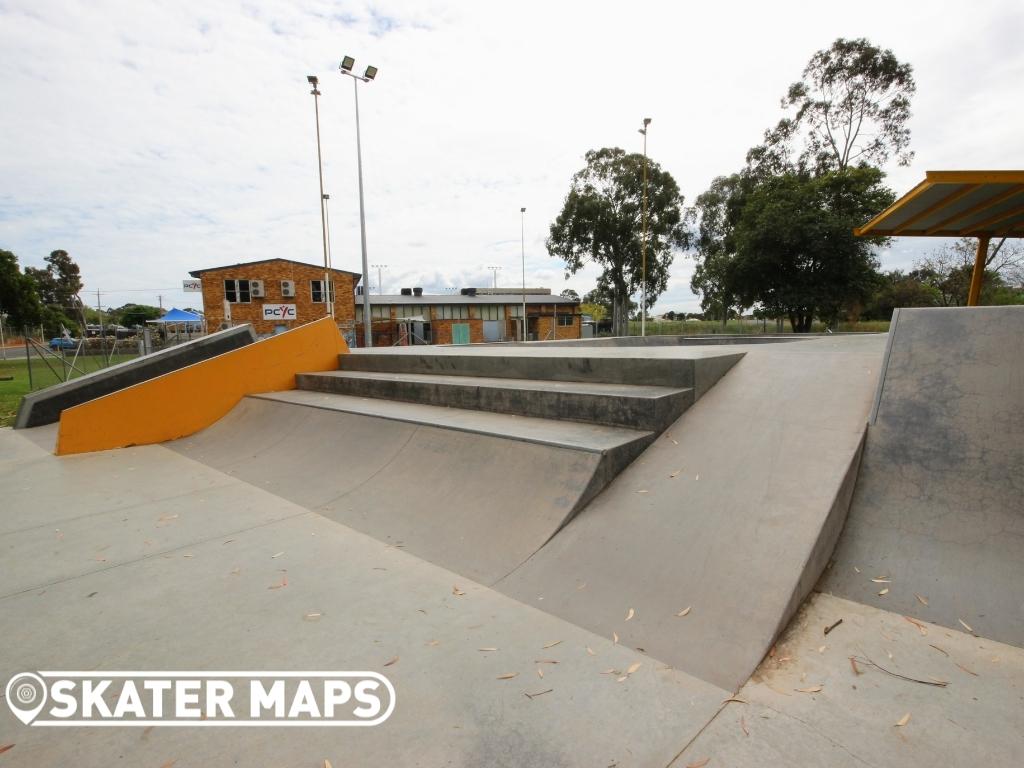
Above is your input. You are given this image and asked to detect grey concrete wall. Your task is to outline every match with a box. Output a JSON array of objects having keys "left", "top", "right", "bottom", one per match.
[
  {"left": 820, "top": 306, "right": 1024, "bottom": 646},
  {"left": 14, "top": 324, "right": 257, "bottom": 428}
]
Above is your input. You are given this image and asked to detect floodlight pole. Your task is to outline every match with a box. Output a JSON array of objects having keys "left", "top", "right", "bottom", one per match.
[
  {"left": 340, "top": 59, "right": 375, "bottom": 347},
  {"left": 307, "top": 76, "right": 333, "bottom": 320},
  {"left": 639, "top": 117, "right": 651, "bottom": 337},
  {"left": 521, "top": 207, "right": 527, "bottom": 341}
]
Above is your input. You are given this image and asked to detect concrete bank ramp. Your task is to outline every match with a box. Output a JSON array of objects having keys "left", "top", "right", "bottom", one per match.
[
  {"left": 168, "top": 393, "right": 652, "bottom": 585},
  {"left": 497, "top": 335, "right": 886, "bottom": 691},
  {"left": 820, "top": 306, "right": 1024, "bottom": 646},
  {"left": 15, "top": 324, "right": 256, "bottom": 429}
]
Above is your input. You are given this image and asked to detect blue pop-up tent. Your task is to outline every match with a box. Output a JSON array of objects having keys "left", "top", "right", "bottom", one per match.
[{"left": 154, "top": 308, "right": 203, "bottom": 325}]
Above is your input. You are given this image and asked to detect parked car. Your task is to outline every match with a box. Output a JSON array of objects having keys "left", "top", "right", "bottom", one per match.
[{"left": 49, "top": 337, "right": 77, "bottom": 350}]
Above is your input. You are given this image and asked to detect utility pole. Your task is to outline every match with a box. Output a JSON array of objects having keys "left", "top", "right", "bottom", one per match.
[
  {"left": 487, "top": 266, "right": 502, "bottom": 288},
  {"left": 520, "top": 207, "right": 527, "bottom": 341},
  {"left": 639, "top": 117, "right": 651, "bottom": 337},
  {"left": 96, "top": 289, "right": 107, "bottom": 361},
  {"left": 371, "top": 264, "right": 388, "bottom": 294}
]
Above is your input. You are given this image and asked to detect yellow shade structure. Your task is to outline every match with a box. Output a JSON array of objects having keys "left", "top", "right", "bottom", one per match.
[{"left": 855, "top": 171, "right": 1024, "bottom": 305}]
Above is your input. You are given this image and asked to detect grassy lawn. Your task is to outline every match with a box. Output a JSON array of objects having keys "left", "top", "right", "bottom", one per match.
[
  {"left": 628, "top": 319, "right": 891, "bottom": 335},
  {"left": 0, "top": 353, "right": 137, "bottom": 427}
]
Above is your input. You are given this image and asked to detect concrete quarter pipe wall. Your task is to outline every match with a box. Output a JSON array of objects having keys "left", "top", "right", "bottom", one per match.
[{"left": 821, "top": 306, "right": 1024, "bottom": 646}]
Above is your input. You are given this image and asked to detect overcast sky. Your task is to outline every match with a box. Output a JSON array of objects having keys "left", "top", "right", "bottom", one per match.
[{"left": 1, "top": 0, "right": 1022, "bottom": 314}]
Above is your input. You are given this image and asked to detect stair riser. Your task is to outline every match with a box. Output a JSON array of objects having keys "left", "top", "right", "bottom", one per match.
[
  {"left": 340, "top": 353, "right": 696, "bottom": 388},
  {"left": 297, "top": 374, "right": 693, "bottom": 432}
]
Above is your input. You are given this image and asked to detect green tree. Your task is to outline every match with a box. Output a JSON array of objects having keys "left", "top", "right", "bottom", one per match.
[
  {"left": 25, "top": 250, "right": 85, "bottom": 335},
  {"left": 559, "top": 289, "right": 580, "bottom": 302},
  {"left": 116, "top": 303, "right": 162, "bottom": 327},
  {"left": 690, "top": 173, "right": 748, "bottom": 326},
  {"left": 913, "top": 238, "right": 1024, "bottom": 306},
  {"left": 862, "top": 270, "right": 941, "bottom": 320},
  {"left": 0, "top": 249, "right": 44, "bottom": 329},
  {"left": 729, "top": 168, "right": 895, "bottom": 331},
  {"left": 749, "top": 37, "right": 916, "bottom": 175},
  {"left": 548, "top": 148, "right": 688, "bottom": 336}
]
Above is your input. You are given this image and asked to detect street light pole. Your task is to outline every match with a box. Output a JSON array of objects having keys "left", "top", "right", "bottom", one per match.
[
  {"left": 520, "top": 207, "right": 527, "bottom": 341},
  {"left": 307, "top": 75, "right": 332, "bottom": 320},
  {"left": 487, "top": 266, "right": 502, "bottom": 288},
  {"left": 323, "top": 192, "right": 336, "bottom": 319},
  {"left": 639, "top": 117, "right": 651, "bottom": 337},
  {"left": 339, "top": 56, "right": 378, "bottom": 347},
  {"left": 371, "top": 264, "right": 388, "bottom": 294}
]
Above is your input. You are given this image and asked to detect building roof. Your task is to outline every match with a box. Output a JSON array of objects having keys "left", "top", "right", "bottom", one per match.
[
  {"left": 189, "top": 258, "right": 363, "bottom": 279},
  {"left": 368, "top": 293, "right": 580, "bottom": 306},
  {"left": 855, "top": 170, "right": 1024, "bottom": 238}
]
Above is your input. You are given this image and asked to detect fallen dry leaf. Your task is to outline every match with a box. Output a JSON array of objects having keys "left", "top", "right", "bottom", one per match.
[
  {"left": 849, "top": 657, "right": 861, "bottom": 675},
  {"left": 636, "top": 489, "right": 648, "bottom": 494},
  {"left": 324, "top": 760, "right": 333, "bottom": 768},
  {"left": 625, "top": 608, "right": 635, "bottom": 621},
  {"left": 871, "top": 577, "right": 891, "bottom": 583},
  {"left": 903, "top": 616, "right": 928, "bottom": 635},
  {"left": 0, "top": 745, "right": 14, "bottom": 756},
  {"left": 496, "top": 673, "right": 518, "bottom": 680},
  {"left": 670, "top": 469, "right": 682, "bottom": 478},
  {"left": 853, "top": 566, "right": 861, "bottom": 573},
  {"left": 452, "top": 585, "right": 466, "bottom": 596},
  {"left": 676, "top": 606, "right": 692, "bottom": 617},
  {"left": 537, "top": 668, "right": 544, "bottom": 678},
  {"left": 267, "top": 574, "right": 288, "bottom": 590},
  {"left": 612, "top": 632, "right": 619, "bottom": 644},
  {"left": 956, "top": 662, "right": 978, "bottom": 677},
  {"left": 535, "top": 659, "right": 559, "bottom": 664},
  {"left": 576, "top": 582, "right": 587, "bottom": 590},
  {"left": 542, "top": 640, "right": 562, "bottom": 649},
  {"left": 586, "top": 646, "right": 596, "bottom": 656},
  {"left": 271, "top": 551, "right": 284, "bottom": 559},
  {"left": 795, "top": 685, "right": 823, "bottom": 693},
  {"left": 686, "top": 758, "right": 710, "bottom": 768},
  {"left": 478, "top": 647, "right": 498, "bottom": 652},
  {"left": 427, "top": 639, "right": 440, "bottom": 647},
  {"left": 895, "top": 712, "right": 911, "bottom": 727},
  {"left": 600, "top": 669, "right": 620, "bottom": 675},
  {"left": 928, "top": 644, "right": 948, "bottom": 657},
  {"left": 878, "top": 588, "right": 890, "bottom": 596},
  {"left": 740, "top": 715, "right": 749, "bottom": 736},
  {"left": 818, "top": 645, "right": 827, "bottom": 653},
  {"left": 383, "top": 656, "right": 399, "bottom": 667},
  {"left": 524, "top": 688, "right": 552, "bottom": 699},
  {"left": 626, "top": 662, "right": 642, "bottom": 675},
  {"left": 722, "top": 696, "right": 747, "bottom": 704},
  {"left": 616, "top": 675, "right": 628, "bottom": 683},
  {"left": 958, "top": 618, "right": 974, "bottom": 633},
  {"left": 672, "top": 439, "right": 679, "bottom": 445},
  {"left": 914, "top": 593, "right": 929, "bottom": 606},
  {"left": 303, "top": 612, "right": 322, "bottom": 622}
]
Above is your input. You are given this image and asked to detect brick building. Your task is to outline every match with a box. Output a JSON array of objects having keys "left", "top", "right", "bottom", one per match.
[
  {"left": 358, "top": 288, "right": 581, "bottom": 346},
  {"left": 188, "top": 259, "right": 361, "bottom": 338}
]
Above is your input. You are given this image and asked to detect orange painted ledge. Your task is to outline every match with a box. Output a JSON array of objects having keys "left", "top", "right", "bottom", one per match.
[{"left": 56, "top": 317, "right": 349, "bottom": 455}]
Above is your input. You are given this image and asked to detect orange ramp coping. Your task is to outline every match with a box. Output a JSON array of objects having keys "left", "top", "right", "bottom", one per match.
[{"left": 56, "top": 317, "right": 348, "bottom": 455}]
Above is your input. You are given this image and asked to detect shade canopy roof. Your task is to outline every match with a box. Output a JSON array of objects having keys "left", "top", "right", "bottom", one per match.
[
  {"left": 855, "top": 171, "right": 1024, "bottom": 238},
  {"left": 153, "top": 308, "right": 203, "bottom": 324}
]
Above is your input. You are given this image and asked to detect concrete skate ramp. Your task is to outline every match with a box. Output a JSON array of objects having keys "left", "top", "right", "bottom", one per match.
[
  {"left": 169, "top": 395, "right": 648, "bottom": 585},
  {"left": 820, "top": 306, "right": 1024, "bottom": 646},
  {"left": 497, "top": 335, "right": 886, "bottom": 691}
]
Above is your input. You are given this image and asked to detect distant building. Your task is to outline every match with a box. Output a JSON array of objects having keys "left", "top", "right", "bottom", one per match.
[
  {"left": 359, "top": 287, "right": 581, "bottom": 345},
  {"left": 188, "top": 258, "right": 361, "bottom": 338},
  {"left": 185, "top": 258, "right": 580, "bottom": 346}
]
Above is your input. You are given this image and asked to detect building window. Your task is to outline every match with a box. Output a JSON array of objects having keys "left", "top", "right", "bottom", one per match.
[
  {"left": 311, "top": 280, "right": 335, "bottom": 303},
  {"left": 435, "top": 304, "right": 469, "bottom": 320},
  {"left": 558, "top": 314, "right": 574, "bottom": 326},
  {"left": 356, "top": 305, "right": 392, "bottom": 322},
  {"left": 224, "top": 279, "right": 251, "bottom": 303},
  {"left": 508, "top": 304, "right": 524, "bottom": 317},
  {"left": 478, "top": 305, "right": 505, "bottom": 321},
  {"left": 395, "top": 305, "right": 429, "bottom": 319}
]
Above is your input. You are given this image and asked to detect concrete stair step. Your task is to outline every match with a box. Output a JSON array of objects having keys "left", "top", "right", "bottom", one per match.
[
  {"left": 296, "top": 370, "right": 692, "bottom": 432},
  {"left": 252, "top": 390, "right": 654, "bottom": 455},
  {"left": 341, "top": 348, "right": 736, "bottom": 389}
]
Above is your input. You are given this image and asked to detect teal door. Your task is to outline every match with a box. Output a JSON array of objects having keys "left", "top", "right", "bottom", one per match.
[{"left": 452, "top": 323, "right": 470, "bottom": 345}]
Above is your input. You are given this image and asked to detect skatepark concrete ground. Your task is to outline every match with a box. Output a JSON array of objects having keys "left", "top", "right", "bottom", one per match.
[{"left": 1, "top": 311, "right": 1021, "bottom": 767}]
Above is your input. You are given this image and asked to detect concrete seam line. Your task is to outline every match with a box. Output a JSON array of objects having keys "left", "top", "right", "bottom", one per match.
[{"left": 869, "top": 308, "right": 900, "bottom": 426}]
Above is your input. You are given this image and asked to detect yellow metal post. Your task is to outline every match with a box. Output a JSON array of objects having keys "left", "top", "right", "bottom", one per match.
[{"left": 966, "top": 235, "right": 990, "bottom": 306}]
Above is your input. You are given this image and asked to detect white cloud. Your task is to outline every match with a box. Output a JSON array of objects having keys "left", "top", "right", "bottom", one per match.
[{"left": 1, "top": 0, "right": 1022, "bottom": 313}]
